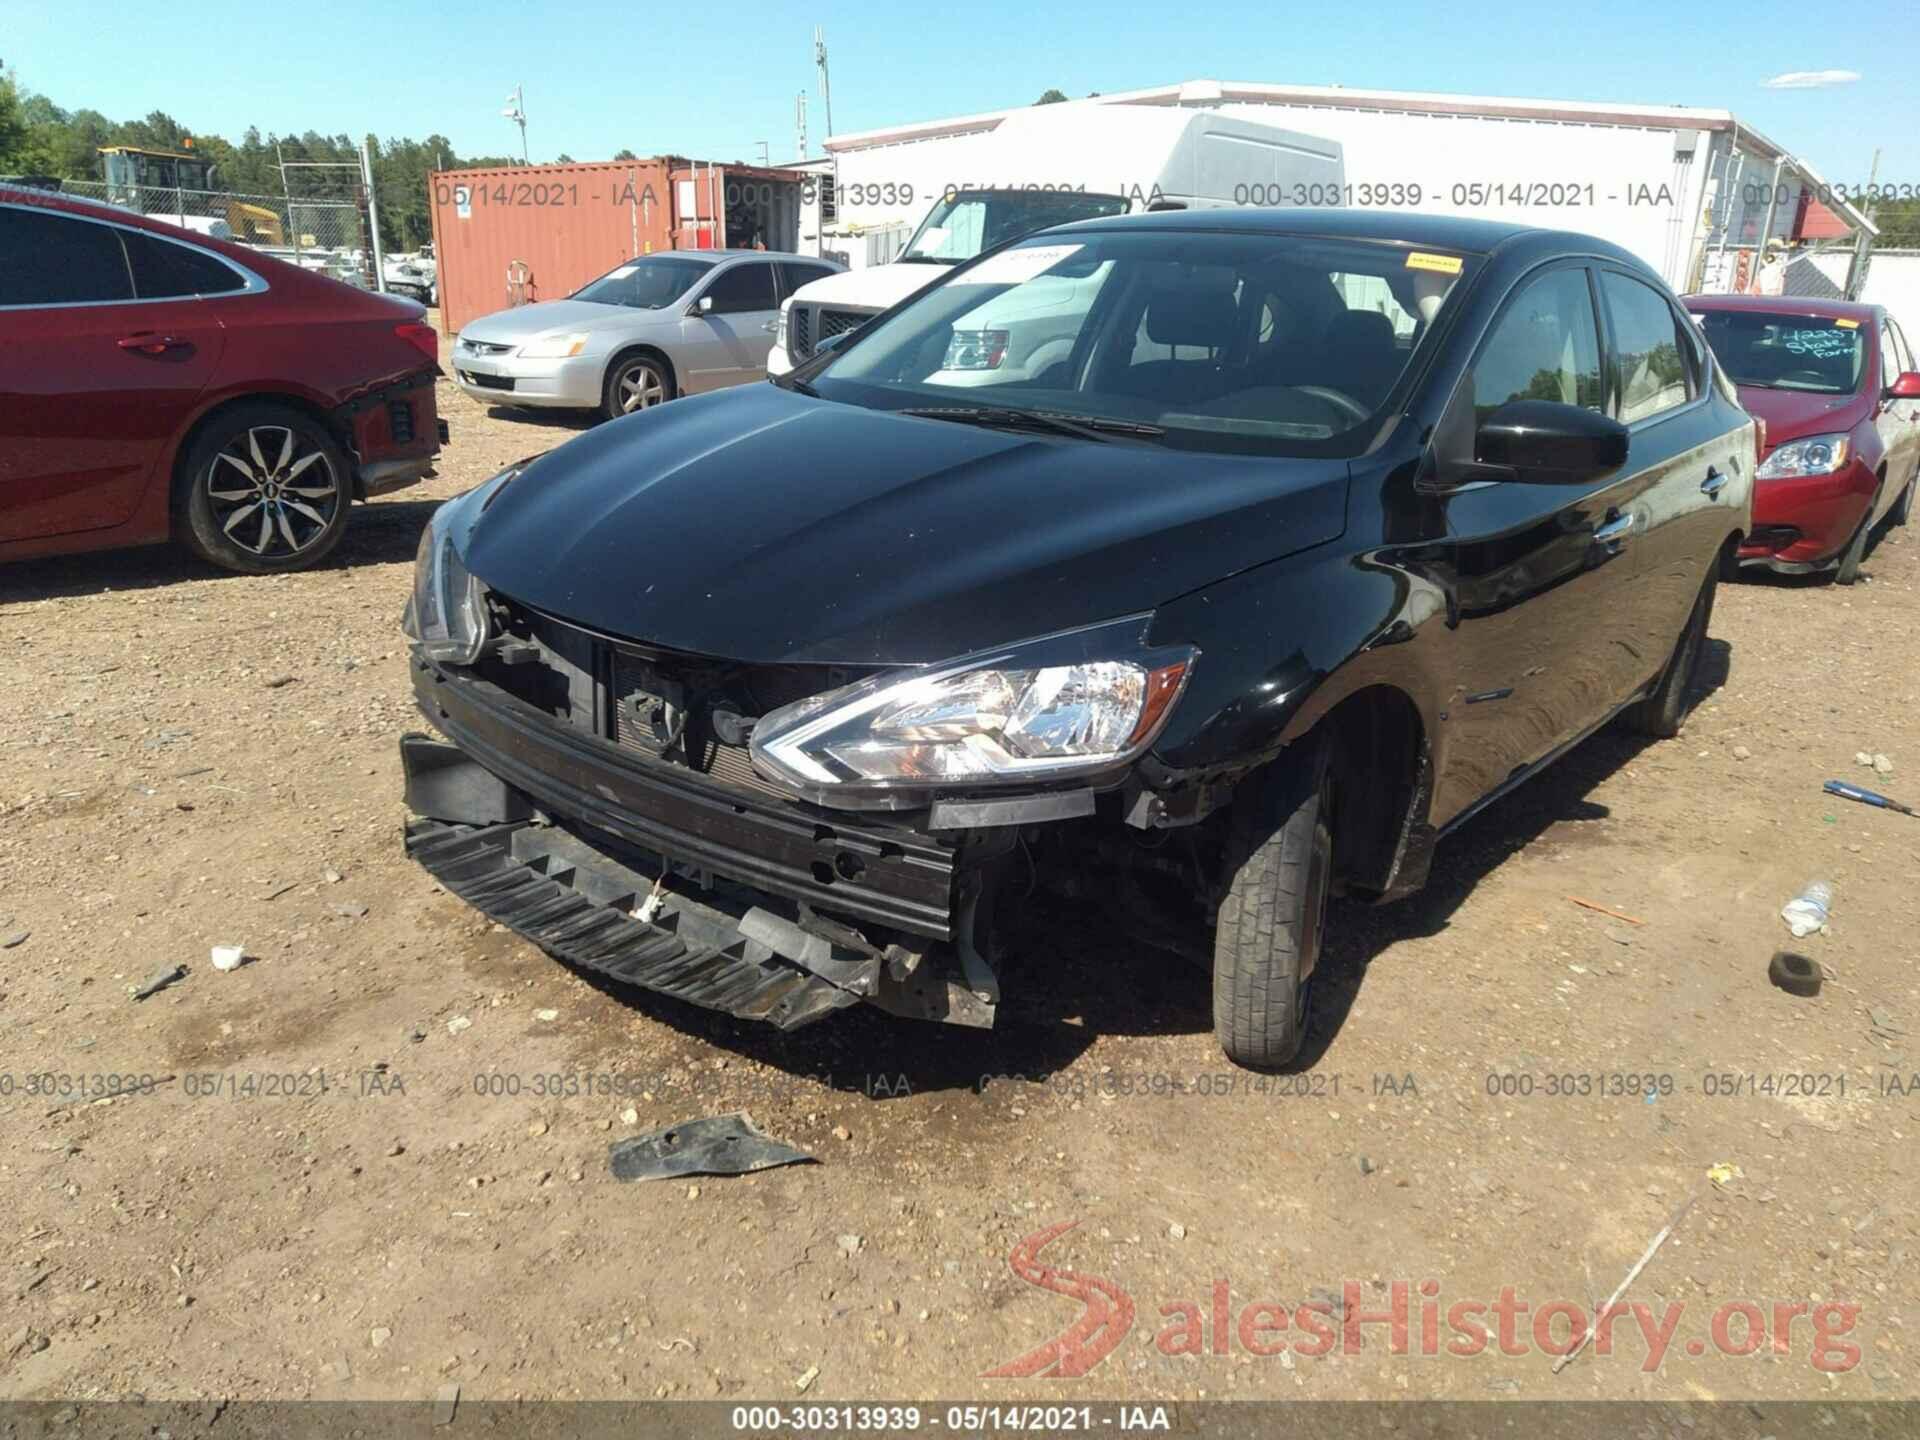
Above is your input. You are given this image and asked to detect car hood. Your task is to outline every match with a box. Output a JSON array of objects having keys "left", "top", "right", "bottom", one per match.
[
  {"left": 460, "top": 298, "right": 656, "bottom": 344},
  {"left": 462, "top": 383, "right": 1351, "bottom": 666},
  {"left": 787, "top": 262, "right": 946, "bottom": 314},
  {"left": 1734, "top": 384, "right": 1869, "bottom": 450}
]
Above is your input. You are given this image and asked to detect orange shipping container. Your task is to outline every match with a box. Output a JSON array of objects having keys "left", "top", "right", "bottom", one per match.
[{"left": 428, "top": 158, "right": 809, "bottom": 335}]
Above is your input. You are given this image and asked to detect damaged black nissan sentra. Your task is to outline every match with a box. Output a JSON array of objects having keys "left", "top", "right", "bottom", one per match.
[{"left": 401, "top": 210, "right": 1754, "bottom": 1068}]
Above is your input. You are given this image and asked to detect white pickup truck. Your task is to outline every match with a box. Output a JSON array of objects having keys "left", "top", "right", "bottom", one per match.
[{"left": 767, "top": 107, "right": 1343, "bottom": 377}]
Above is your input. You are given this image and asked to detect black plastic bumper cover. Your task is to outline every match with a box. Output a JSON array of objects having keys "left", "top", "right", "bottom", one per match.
[
  {"left": 406, "top": 816, "right": 862, "bottom": 1029},
  {"left": 408, "top": 656, "right": 959, "bottom": 939}
]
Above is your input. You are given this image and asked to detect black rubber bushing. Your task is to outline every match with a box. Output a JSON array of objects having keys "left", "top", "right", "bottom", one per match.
[{"left": 1769, "top": 951, "right": 1823, "bottom": 997}]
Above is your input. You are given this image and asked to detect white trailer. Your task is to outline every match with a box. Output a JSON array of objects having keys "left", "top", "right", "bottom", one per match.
[
  {"left": 770, "top": 106, "right": 1342, "bottom": 373},
  {"left": 812, "top": 80, "right": 1876, "bottom": 297}
]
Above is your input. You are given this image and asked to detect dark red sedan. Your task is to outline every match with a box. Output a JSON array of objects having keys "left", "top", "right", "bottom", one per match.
[
  {"left": 1686, "top": 293, "right": 1920, "bottom": 582},
  {"left": 0, "top": 186, "right": 444, "bottom": 573}
]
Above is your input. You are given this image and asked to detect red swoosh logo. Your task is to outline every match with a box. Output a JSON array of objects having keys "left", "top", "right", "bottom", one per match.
[{"left": 983, "top": 1220, "right": 1135, "bottom": 1378}]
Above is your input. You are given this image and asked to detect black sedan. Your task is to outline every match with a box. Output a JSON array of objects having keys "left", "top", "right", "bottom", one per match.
[{"left": 400, "top": 209, "right": 1755, "bottom": 1068}]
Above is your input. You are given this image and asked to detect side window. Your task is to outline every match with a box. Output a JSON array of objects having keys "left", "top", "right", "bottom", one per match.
[
  {"left": 1878, "top": 319, "right": 1903, "bottom": 387},
  {"left": 777, "top": 262, "right": 837, "bottom": 299},
  {"left": 1890, "top": 319, "right": 1915, "bottom": 378},
  {"left": 122, "top": 230, "right": 248, "bottom": 299},
  {"left": 1472, "top": 267, "right": 1604, "bottom": 423},
  {"left": 700, "top": 262, "right": 777, "bottom": 315},
  {"left": 0, "top": 207, "right": 134, "bottom": 305},
  {"left": 1601, "top": 270, "right": 1692, "bottom": 423}
]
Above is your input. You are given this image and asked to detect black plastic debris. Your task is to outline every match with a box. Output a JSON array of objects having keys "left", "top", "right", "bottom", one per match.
[
  {"left": 609, "top": 1112, "right": 813, "bottom": 1182},
  {"left": 131, "top": 964, "right": 187, "bottom": 1000}
]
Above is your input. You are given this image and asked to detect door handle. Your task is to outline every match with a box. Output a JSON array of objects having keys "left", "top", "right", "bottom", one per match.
[
  {"left": 118, "top": 334, "right": 188, "bottom": 355},
  {"left": 1594, "top": 513, "right": 1635, "bottom": 544},
  {"left": 1701, "top": 467, "right": 1728, "bottom": 499}
]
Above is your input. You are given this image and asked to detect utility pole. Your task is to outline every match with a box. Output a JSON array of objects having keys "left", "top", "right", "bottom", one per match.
[
  {"left": 814, "top": 26, "right": 833, "bottom": 137},
  {"left": 360, "top": 138, "right": 387, "bottom": 293},
  {"left": 502, "top": 85, "right": 528, "bottom": 164},
  {"left": 756, "top": 140, "right": 770, "bottom": 167}
]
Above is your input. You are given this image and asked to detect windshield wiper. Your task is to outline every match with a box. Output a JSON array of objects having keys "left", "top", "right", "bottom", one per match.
[
  {"left": 899, "top": 405, "right": 1165, "bottom": 443},
  {"left": 781, "top": 375, "right": 821, "bottom": 397}
]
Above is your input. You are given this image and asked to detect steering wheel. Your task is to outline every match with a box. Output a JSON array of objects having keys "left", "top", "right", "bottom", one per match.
[{"left": 1295, "top": 385, "right": 1370, "bottom": 423}]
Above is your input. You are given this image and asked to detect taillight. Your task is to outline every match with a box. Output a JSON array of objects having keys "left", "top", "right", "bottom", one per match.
[{"left": 396, "top": 322, "right": 439, "bottom": 365}]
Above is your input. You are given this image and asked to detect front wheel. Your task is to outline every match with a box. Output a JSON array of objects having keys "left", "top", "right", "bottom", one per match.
[
  {"left": 1625, "top": 565, "right": 1716, "bottom": 737},
  {"left": 1212, "top": 734, "right": 1335, "bottom": 1070},
  {"left": 601, "top": 352, "right": 675, "bottom": 422},
  {"left": 176, "top": 403, "right": 352, "bottom": 574}
]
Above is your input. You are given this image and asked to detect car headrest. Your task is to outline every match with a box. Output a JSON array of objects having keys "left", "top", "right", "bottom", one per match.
[
  {"left": 1144, "top": 277, "right": 1240, "bottom": 350},
  {"left": 1326, "top": 308, "right": 1397, "bottom": 358}
]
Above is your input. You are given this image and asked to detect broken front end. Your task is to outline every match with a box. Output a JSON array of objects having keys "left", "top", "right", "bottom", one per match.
[{"left": 399, "top": 484, "right": 1197, "bottom": 1034}]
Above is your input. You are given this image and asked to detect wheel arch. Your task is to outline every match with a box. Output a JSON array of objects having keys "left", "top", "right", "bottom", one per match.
[{"left": 1306, "top": 683, "right": 1430, "bottom": 899}]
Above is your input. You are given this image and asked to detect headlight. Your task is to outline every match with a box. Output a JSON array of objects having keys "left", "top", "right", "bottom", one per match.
[
  {"left": 518, "top": 332, "right": 589, "bottom": 359},
  {"left": 750, "top": 617, "right": 1195, "bottom": 807},
  {"left": 1756, "top": 432, "right": 1850, "bottom": 479},
  {"left": 400, "top": 480, "right": 504, "bottom": 664},
  {"left": 942, "top": 329, "right": 1009, "bottom": 371}
]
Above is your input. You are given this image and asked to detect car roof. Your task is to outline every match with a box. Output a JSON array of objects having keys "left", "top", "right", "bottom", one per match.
[
  {"left": 1, "top": 182, "right": 202, "bottom": 236},
  {"left": 1682, "top": 292, "right": 1880, "bottom": 322},
  {"left": 1046, "top": 205, "right": 1637, "bottom": 262}
]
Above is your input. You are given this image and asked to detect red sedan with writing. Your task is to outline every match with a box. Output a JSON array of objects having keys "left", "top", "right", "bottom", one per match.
[
  {"left": 0, "top": 186, "right": 444, "bottom": 574},
  {"left": 1686, "top": 294, "right": 1920, "bottom": 583}
]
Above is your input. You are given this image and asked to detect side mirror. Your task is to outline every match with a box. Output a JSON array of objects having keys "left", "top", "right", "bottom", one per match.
[
  {"left": 1475, "top": 400, "right": 1629, "bottom": 484},
  {"left": 694, "top": 294, "right": 714, "bottom": 315},
  {"left": 1887, "top": 371, "right": 1920, "bottom": 400}
]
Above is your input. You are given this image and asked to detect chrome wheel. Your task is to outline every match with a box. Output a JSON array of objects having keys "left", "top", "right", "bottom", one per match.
[
  {"left": 615, "top": 361, "right": 667, "bottom": 413},
  {"left": 204, "top": 425, "right": 341, "bottom": 558}
]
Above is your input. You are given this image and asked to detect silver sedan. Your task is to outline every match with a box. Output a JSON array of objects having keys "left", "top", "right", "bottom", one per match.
[{"left": 451, "top": 251, "right": 843, "bottom": 422}]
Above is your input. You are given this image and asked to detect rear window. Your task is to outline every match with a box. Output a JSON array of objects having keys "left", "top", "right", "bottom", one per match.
[
  {"left": 123, "top": 229, "right": 248, "bottom": 298},
  {"left": 1693, "top": 308, "right": 1867, "bottom": 395},
  {"left": 0, "top": 206, "right": 133, "bottom": 305}
]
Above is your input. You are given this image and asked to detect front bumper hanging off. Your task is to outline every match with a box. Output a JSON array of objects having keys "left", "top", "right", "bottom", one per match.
[{"left": 401, "top": 658, "right": 1002, "bottom": 1030}]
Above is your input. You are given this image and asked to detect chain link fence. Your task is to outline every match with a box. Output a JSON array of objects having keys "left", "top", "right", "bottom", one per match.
[{"left": 57, "top": 179, "right": 375, "bottom": 289}]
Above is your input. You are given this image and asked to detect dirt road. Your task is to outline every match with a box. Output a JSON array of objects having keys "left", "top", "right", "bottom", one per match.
[{"left": 2, "top": 348, "right": 1915, "bottom": 1405}]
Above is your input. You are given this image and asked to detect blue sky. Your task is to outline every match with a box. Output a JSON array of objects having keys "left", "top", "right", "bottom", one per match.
[{"left": 7, "top": 0, "right": 1914, "bottom": 180}]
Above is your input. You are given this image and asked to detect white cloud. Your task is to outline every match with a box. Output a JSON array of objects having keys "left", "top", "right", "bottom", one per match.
[{"left": 1762, "top": 69, "right": 1862, "bottom": 89}]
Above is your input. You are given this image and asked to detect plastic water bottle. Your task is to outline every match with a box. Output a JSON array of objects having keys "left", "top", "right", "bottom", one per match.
[{"left": 1781, "top": 881, "right": 1834, "bottom": 938}]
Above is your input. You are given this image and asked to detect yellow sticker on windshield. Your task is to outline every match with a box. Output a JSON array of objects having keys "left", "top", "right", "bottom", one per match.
[
  {"left": 1834, "top": 317, "right": 1860, "bottom": 328},
  {"left": 1406, "top": 251, "right": 1463, "bottom": 275}
]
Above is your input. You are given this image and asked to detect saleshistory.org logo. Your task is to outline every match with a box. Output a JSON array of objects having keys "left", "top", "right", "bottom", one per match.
[{"left": 982, "top": 1222, "right": 1863, "bottom": 1378}]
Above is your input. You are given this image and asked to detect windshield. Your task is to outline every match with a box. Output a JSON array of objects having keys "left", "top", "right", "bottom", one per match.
[
  {"left": 900, "top": 189, "right": 1132, "bottom": 264},
  {"left": 801, "top": 228, "right": 1476, "bottom": 456},
  {"left": 1694, "top": 309, "right": 1866, "bottom": 395},
  {"left": 573, "top": 256, "right": 714, "bottom": 309}
]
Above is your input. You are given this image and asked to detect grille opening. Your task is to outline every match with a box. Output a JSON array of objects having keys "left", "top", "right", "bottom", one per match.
[{"left": 387, "top": 398, "right": 416, "bottom": 443}]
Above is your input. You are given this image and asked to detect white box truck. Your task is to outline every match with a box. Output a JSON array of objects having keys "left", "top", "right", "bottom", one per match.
[{"left": 767, "top": 107, "right": 1343, "bottom": 375}]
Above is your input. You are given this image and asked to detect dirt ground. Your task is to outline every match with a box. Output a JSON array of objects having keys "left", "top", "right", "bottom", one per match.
[{"left": 2, "top": 326, "right": 1916, "bottom": 1409}]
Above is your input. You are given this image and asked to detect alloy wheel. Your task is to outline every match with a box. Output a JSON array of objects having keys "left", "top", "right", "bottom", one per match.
[
  {"left": 204, "top": 426, "right": 341, "bottom": 558},
  {"left": 616, "top": 362, "right": 667, "bottom": 413}
]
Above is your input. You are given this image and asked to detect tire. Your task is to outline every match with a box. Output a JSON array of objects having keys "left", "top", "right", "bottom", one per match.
[
  {"left": 176, "top": 403, "right": 352, "bottom": 574},
  {"left": 602, "top": 351, "right": 675, "bottom": 422},
  {"left": 1625, "top": 564, "right": 1717, "bottom": 737},
  {"left": 1212, "top": 733, "right": 1335, "bottom": 1070}
]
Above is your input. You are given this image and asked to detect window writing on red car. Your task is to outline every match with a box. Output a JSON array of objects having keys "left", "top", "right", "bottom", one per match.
[{"left": 1695, "top": 309, "right": 1866, "bottom": 396}]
